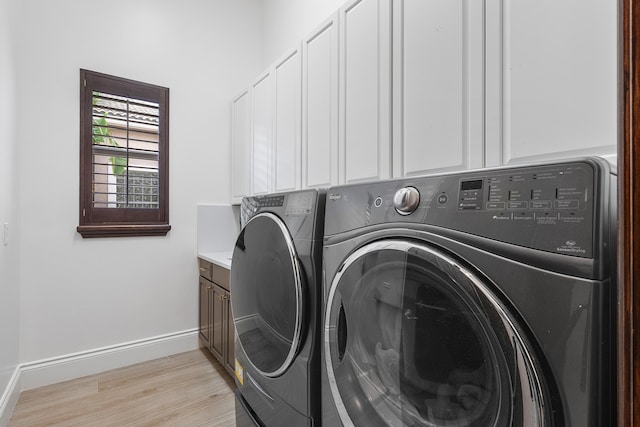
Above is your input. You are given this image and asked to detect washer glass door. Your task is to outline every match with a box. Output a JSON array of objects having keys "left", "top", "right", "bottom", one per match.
[
  {"left": 231, "top": 212, "right": 304, "bottom": 377},
  {"left": 324, "top": 240, "right": 550, "bottom": 426}
]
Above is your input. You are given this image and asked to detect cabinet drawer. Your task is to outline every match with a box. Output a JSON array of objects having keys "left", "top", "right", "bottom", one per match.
[
  {"left": 198, "top": 258, "right": 213, "bottom": 281},
  {"left": 211, "top": 263, "right": 230, "bottom": 291}
]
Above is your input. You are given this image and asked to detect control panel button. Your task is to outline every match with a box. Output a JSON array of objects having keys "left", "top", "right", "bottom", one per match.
[
  {"left": 530, "top": 200, "right": 553, "bottom": 210},
  {"left": 437, "top": 194, "right": 448, "bottom": 205},
  {"left": 487, "top": 202, "right": 505, "bottom": 210},
  {"left": 374, "top": 197, "right": 383, "bottom": 207},
  {"left": 507, "top": 201, "right": 528, "bottom": 210},
  {"left": 555, "top": 199, "right": 579, "bottom": 209},
  {"left": 393, "top": 187, "right": 420, "bottom": 215}
]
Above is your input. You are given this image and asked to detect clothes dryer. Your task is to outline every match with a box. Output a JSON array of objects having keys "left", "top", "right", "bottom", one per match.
[
  {"left": 231, "top": 189, "right": 325, "bottom": 426},
  {"left": 322, "top": 158, "right": 616, "bottom": 426}
]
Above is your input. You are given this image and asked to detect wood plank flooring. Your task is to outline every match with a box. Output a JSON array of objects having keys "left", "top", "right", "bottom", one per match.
[{"left": 8, "top": 348, "right": 237, "bottom": 427}]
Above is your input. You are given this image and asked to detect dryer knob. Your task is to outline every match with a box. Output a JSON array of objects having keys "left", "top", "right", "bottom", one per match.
[{"left": 393, "top": 186, "right": 420, "bottom": 215}]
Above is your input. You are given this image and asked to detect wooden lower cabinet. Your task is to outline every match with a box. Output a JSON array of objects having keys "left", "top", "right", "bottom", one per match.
[{"left": 198, "top": 258, "right": 235, "bottom": 378}]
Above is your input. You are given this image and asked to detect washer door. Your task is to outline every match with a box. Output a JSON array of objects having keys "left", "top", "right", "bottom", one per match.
[
  {"left": 325, "top": 240, "right": 551, "bottom": 426},
  {"left": 231, "top": 212, "right": 304, "bottom": 378}
]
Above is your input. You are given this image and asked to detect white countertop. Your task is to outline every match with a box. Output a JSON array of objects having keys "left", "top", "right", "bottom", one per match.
[{"left": 199, "top": 251, "right": 233, "bottom": 270}]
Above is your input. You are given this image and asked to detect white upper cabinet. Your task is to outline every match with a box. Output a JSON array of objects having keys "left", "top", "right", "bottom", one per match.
[
  {"left": 251, "top": 71, "right": 273, "bottom": 196},
  {"left": 231, "top": 90, "right": 251, "bottom": 204},
  {"left": 485, "top": 0, "right": 617, "bottom": 166},
  {"left": 392, "top": 0, "right": 484, "bottom": 177},
  {"left": 231, "top": 0, "right": 618, "bottom": 203},
  {"left": 339, "top": 0, "right": 392, "bottom": 184},
  {"left": 273, "top": 47, "right": 302, "bottom": 192},
  {"left": 302, "top": 13, "right": 340, "bottom": 189}
]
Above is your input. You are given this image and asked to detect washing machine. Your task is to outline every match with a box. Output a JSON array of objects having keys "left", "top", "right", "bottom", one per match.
[
  {"left": 321, "top": 158, "right": 616, "bottom": 426},
  {"left": 231, "top": 189, "right": 326, "bottom": 426}
]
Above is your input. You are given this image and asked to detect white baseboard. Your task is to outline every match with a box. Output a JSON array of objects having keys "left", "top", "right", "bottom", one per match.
[
  {"left": 19, "top": 328, "right": 199, "bottom": 391},
  {"left": 0, "top": 366, "right": 21, "bottom": 427},
  {"left": 0, "top": 329, "right": 200, "bottom": 424}
]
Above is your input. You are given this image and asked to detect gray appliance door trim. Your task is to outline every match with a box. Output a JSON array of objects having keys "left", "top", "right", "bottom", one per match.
[
  {"left": 324, "top": 239, "right": 549, "bottom": 426},
  {"left": 235, "top": 212, "right": 304, "bottom": 378}
]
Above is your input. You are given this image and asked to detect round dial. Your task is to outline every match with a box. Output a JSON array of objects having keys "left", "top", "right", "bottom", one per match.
[{"left": 393, "top": 186, "right": 420, "bottom": 215}]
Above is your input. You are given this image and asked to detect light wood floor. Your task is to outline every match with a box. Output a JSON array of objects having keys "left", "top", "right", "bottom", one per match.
[{"left": 8, "top": 348, "right": 237, "bottom": 427}]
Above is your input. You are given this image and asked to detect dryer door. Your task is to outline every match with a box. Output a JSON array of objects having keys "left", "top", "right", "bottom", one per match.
[
  {"left": 231, "top": 212, "right": 304, "bottom": 378},
  {"left": 324, "top": 240, "right": 552, "bottom": 427}
]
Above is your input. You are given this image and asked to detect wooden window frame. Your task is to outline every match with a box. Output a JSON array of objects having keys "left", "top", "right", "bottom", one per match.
[{"left": 77, "top": 69, "right": 171, "bottom": 238}]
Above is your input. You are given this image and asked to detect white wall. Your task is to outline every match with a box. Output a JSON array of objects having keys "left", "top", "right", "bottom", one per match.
[
  {"left": 15, "top": 0, "right": 264, "bottom": 364},
  {"left": 0, "top": 0, "right": 21, "bottom": 412},
  {"left": 0, "top": 0, "right": 343, "bottom": 407},
  {"left": 261, "top": 0, "right": 347, "bottom": 66}
]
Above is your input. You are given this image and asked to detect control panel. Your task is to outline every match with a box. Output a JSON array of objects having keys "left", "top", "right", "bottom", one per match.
[
  {"left": 458, "top": 179, "right": 484, "bottom": 210},
  {"left": 240, "top": 190, "right": 322, "bottom": 241},
  {"left": 457, "top": 168, "right": 587, "bottom": 213},
  {"left": 285, "top": 191, "right": 315, "bottom": 216},
  {"left": 256, "top": 195, "right": 285, "bottom": 208},
  {"left": 325, "top": 160, "right": 605, "bottom": 258},
  {"left": 240, "top": 195, "right": 284, "bottom": 227}
]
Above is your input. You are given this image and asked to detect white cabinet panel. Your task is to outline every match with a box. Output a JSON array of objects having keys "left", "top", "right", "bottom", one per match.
[
  {"left": 485, "top": 0, "right": 617, "bottom": 166},
  {"left": 273, "top": 48, "right": 302, "bottom": 192},
  {"left": 231, "top": 90, "right": 251, "bottom": 204},
  {"left": 251, "top": 72, "right": 273, "bottom": 195},
  {"left": 339, "top": 0, "right": 391, "bottom": 184},
  {"left": 302, "top": 13, "right": 339, "bottom": 189},
  {"left": 393, "top": 0, "right": 484, "bottom": 177}
]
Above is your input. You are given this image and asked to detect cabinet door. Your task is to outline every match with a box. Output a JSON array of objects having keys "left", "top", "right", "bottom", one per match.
[
  {"left": 339, "top": 0, "right": 392, "bottom": 184},
  {"left": 392, "top": 0, "right": 484, "bottom": 177},
  {"left": 224, "top": 294, "right": 235, "bottom": 377},
  {"left": 302, "top": 13, "right": 340, "bottom": 188},
  {"left": 199, "top": 277, "right": 211, "bottom": 347},
  {"left": 485, "top": 0, "right": 617, "bottom": 166},
  {"left": 273, "top": 48, "right": 302, "bottom": 192},
  {"left": 231, "top": 90, "right": 251, "bottom": 204},
  {"left": 251, "top": 71, "right": 273, "bottom": 195},
  {"left": 210, "top": 283, "right": 225, "bottom": 362}
]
